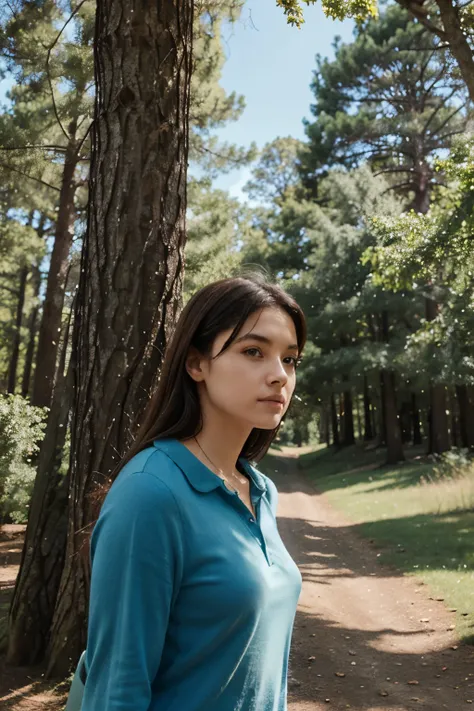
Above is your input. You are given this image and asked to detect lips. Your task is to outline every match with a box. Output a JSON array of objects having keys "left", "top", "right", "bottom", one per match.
[{"left": 259, "top": 396, "right": 286, "bottom": 405}]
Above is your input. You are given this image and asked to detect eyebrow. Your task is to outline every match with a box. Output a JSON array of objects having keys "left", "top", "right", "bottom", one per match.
[{"left": 234, "top": 333, "right": 299, "bottom": 351}]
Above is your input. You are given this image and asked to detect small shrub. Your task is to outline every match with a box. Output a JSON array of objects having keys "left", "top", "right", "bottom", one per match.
[
  {"left": 0, "top": 394, "right": 47, "bottom": 523},
  {"left": 432, "top": 448, "right": 472, "bottom": 479},
  {"left": 421, "top": 448, "right": 474, "bottom": 513}
]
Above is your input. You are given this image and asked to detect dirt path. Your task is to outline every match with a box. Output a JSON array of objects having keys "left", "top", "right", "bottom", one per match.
[{"left": 269, "top": 452, "right": 474, "bottom": 710}]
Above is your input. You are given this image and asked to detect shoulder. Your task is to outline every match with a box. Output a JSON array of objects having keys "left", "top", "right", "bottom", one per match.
[
  {"left": 99, "top": 446, "right": 184, "bottom": 524},
  {"left": 111, "top": 445, "right": 183, "bottom": 497},
  {"left": 92, "top": 450, "right": 185, "bottom": 558}
]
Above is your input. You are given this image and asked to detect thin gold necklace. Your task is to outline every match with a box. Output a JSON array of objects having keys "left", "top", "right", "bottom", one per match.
[{"left": 193, "top": 436, "right": 248, "bottom": 492}]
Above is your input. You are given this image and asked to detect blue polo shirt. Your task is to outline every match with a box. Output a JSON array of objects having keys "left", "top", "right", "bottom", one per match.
[{"left": 82, "top": 438, "right": 302, "bottom": 711}]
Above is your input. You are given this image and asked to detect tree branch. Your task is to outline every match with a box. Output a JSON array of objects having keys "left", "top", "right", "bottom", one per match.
[
  {"left": 0, "top": 161, "right": 60, "bottom": 192},
  {"left": 0, "top": 145, "right": 67, "bottom": 153},
  {"left": 422, "top": 88, "right": 458, "bottom": 134},
  {"left": 195, "top": 144, "right": 250, "bottom": 166},
  {"left": 397, "top": 0, "right": 447, "bottom": 40},
  {"left": 381, "top": 180, "right": 415, "bottom": 195},
  {"left": 45, "top": 0, "right": 89, "bottom": 141},
  {"left": 373, "top": 167, "right": 416, "bottom": 176}
]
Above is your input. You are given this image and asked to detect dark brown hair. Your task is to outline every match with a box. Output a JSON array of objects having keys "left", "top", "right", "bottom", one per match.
[{"left": 111, "top": 272, "right": 306, "bottom": 483}]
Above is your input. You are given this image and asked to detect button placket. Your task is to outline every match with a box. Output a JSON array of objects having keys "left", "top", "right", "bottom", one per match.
[{"left": 219, "top": 479, "right": 272, "bottom": 565}]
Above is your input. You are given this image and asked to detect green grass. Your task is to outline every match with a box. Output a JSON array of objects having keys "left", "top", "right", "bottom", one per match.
[
  {"left": 298, "top": 445, "right": 474, "bottom": 643},
  {"left": 298, "top": 442, "right": 387, "bottom": 477}
]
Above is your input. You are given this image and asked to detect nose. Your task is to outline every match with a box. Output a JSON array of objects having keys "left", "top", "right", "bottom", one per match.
[{"left": 268, "top": 357, "right": 289, "bottom": 386}]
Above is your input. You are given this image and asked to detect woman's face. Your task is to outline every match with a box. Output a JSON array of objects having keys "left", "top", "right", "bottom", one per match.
[{"left": 187, "top": 307, "right": 299, "bottom": 432}]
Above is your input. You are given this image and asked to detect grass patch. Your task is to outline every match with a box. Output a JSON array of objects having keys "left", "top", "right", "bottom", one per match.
[
  {"left": 301, "top": 449, "right": 474, "bottom": 643},
  {"left": 298, "top": 443, "right": 385, "bottom": 477}
]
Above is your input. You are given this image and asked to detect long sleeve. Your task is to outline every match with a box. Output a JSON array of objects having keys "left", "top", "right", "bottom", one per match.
[{"left": 81, "top": 470, "right": 184, "bottom": 711}]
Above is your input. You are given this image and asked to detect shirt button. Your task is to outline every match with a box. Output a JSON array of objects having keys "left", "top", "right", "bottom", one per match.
[{"left": 249, "top": 517, "right": 255, "bottom": 523}]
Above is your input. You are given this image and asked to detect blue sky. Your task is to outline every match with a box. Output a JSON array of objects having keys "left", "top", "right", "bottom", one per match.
[
  {"left": 212, "top": 0, "right": 354, "bottom": 199},
  {"left": 0, "top": 1, "right": 354, "bottom": 202}
]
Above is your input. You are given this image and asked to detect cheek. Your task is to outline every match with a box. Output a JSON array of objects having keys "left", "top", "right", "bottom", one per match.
[{"left": 208, "top": 358, "right": 260, "bottom": 400}]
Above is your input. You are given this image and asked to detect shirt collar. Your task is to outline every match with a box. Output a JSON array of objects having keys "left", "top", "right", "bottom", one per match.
[{"left": 152, "top": 438, "right": 267, "bottom": 495}]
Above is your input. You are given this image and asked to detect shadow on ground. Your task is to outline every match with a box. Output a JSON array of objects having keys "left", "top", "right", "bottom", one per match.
[{"left": 262, "top": 452, "right": 474, "bottom": 709}]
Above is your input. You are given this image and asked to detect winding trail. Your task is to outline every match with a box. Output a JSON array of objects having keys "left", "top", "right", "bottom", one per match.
[{"left": 267, "top": 451, "right": 474, "bottom": 710}]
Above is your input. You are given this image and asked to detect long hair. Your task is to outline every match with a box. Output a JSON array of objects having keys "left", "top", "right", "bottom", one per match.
[{"left": 106, "top": 272, "right": 306, "bottom": 496}]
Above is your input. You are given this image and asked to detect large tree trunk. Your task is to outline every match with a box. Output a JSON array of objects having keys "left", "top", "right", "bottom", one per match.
[
  {"left": 411, "top": 392, "right": 422, "bottom": 445},
  {"left": 381, "top": 369, "right": 405, "bottom": 464},
  {"left": 7, "top": 265, "right": 28, "bottom": 394},
  {"left": 45, "top": 0, "right": 193, "bottom": 676},
  {"left": 456, "top": 384, "right": 474, "bottom": 449},
  {"left": 31, "top": 129, "right": 78, "bottom": 409},
  {"left": 380, "top": 310, "right": 404, "bottom": 463},
  {"left": 342, "top": 389, "right": 355, "bottom": 446},
  {"left": 22, "top": 216, "right": 46, "bottom": 398},
  {"left": 21, "top": 262, "right": 42, "bottom": 398},
  {"left": 429, "top": 384, "right": 450, "bottom": 453},
  {"left": 399, "top": 400, "right": 411, "bottom": 444},
  {"left": 7, "top": 308, "right": 74, "bottom": 664},
  {"left": 322, "top": 402, "right": 330, "bottom": 447},
  {"left": 363, "top": 376, "right": 373, "bottom": 441},
  {"left": 355, "top": 393, "right": 361, "bottom": 440},
  {"left": 425, "top": 297, "right": 450, "bottom": 454},
  {"left": 378, "top": 370, "right": 387, "bottom": 446},
  {"left": 330, "top": 392, "right": 340, "bottom": 447},
  {"left": 371, "top": 401, "right": 377, "bottom": 440}
]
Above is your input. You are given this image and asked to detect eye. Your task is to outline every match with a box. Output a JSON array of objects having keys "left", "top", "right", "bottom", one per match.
[
  {"left": 286, "top": 355, "right": 303, "bottom": 368},
  {"left": 244, "top": 347, "right": 263, "bottom": 358}
]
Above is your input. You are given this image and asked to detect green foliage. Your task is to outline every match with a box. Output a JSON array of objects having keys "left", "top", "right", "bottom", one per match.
[
  {"left": 363, "top": 138, "right": 474, "bottom": 387},
  {"left": 276, "top": 0, "right": 376, "bottom": 26},
  {"left": 184, "top": 179, "right": 251, "bottom": 300},
  {"left": 0, "top": 394, "right": 47, "bottom": 523},
  {"left": 0, "top": 213, "right": 46, "bottom": 380},
  {"left": 431, "top": 448, "right": 473, "bottom": 481},
  {"left": 244, "top": 137, "right": 307, "bottom": 205},
  {"left": 303, "top": 3, "right": 468, "bottom": 208}
]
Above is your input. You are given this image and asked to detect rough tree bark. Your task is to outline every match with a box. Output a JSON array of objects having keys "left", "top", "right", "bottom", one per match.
[
  {"left": 411, "top": 393, "right": 422, "bottom": 445},
  {"left": 7, "top": 306, "right": 74, "bottom": 664},
  {"left": 7, "top": 265, "right": 28, "bottom": 394},
  {"left": 31, "top": 124, "right": 79, "bottom": 409},
  {"left": 425, "top": 297, "right": 450, "bottom": 454},
  {"left": 21, "top": 262, "right": 42, "bottom": 398},
  {"left": 380, "top": 311, "right": 405, "bottom": 463},
  {"left": 330, "top": 392, "right": 340, "bottom": 447},
  {"left": 22, "top": 216, "right": 46, "bottom": 398},
  {"left": 44, "top": 0, "right": 193, "bottom": 676},
  {"left": 456, "top": 384, "right": 474, "bottom": 449},
  {"left": 342, "top": 388, "right": 355, "bottom": 446},
  {"left": 363, "top": 376, "right": 373, "bottom": 441}
]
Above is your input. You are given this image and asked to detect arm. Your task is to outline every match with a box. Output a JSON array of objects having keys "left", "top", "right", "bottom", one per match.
[{"left": 81, "top": 471, "right": 184, "bottom": 711}]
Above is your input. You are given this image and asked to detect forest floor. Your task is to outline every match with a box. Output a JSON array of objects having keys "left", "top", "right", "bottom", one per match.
[
  {"left": 0, "top": 524, "right": 69, "bottom": 709},
  {"left": 0, "top": 448, "right": 473, "bottom": 710}
]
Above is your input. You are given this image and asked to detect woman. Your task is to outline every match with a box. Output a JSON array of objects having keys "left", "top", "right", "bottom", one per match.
[{"left": 79, "top": 273, "right": 307, "bottom": 711}]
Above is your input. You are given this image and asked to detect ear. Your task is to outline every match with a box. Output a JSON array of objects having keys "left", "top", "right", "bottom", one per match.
[{"left": 185, "top": 347, "right": 206, "bottom": 383}]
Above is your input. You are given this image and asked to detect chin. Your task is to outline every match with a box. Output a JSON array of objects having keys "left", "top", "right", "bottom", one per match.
[{"left": 251, "top": 416, "right": 283, "bottom": 431}]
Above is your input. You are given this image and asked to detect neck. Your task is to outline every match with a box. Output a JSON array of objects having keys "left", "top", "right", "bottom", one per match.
[{"left": 183, "top": 408, "right": 253, "bottom": 476}]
